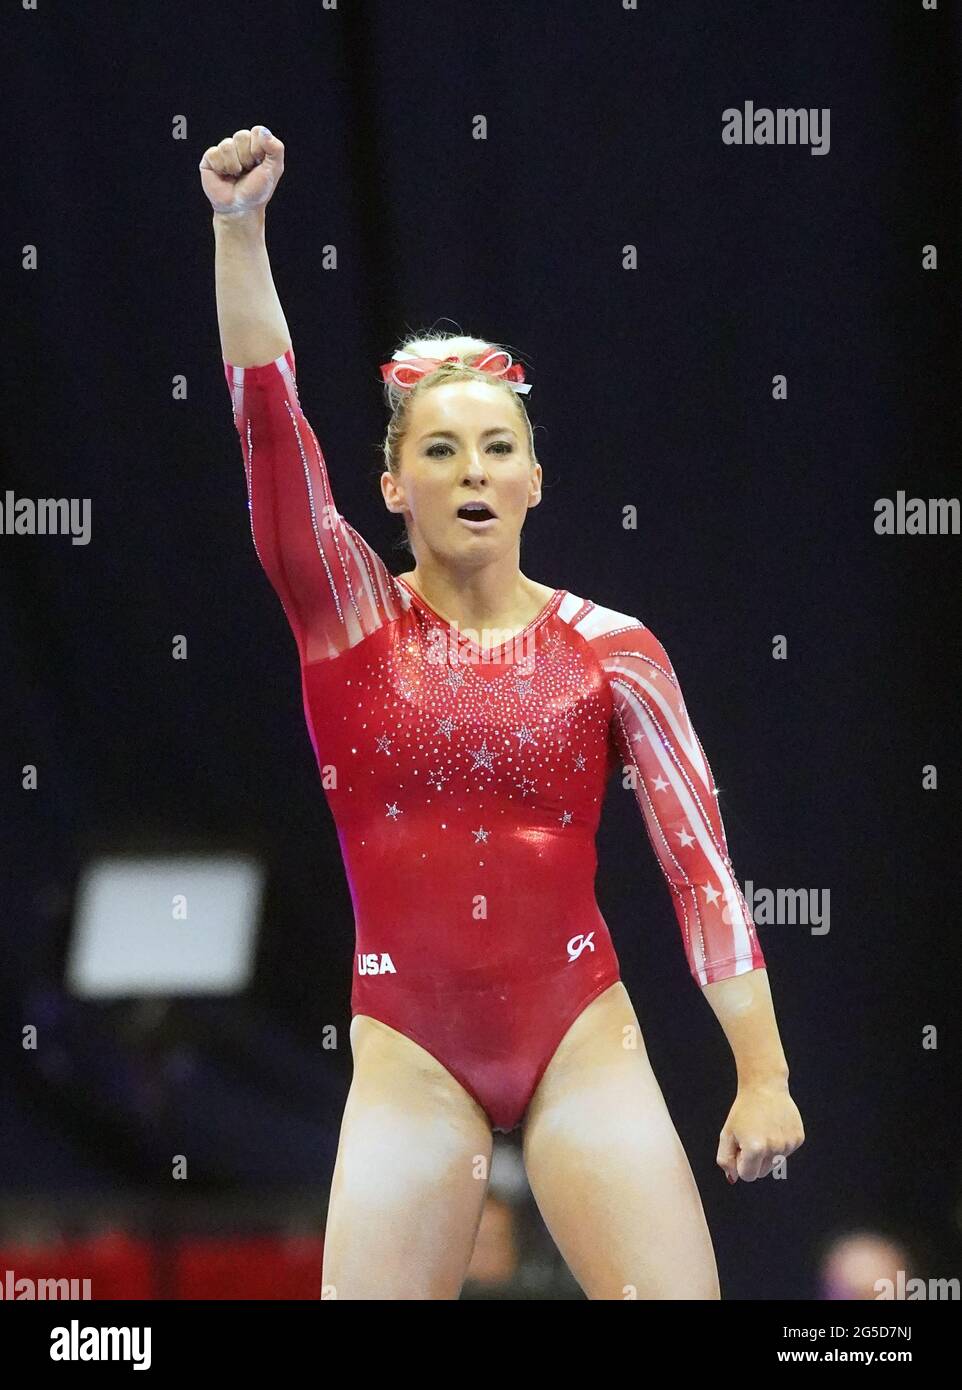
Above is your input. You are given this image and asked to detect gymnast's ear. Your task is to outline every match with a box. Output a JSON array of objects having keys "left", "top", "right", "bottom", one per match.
[{"left": 380, "top": 468, "right": 407, "bottom": 515}]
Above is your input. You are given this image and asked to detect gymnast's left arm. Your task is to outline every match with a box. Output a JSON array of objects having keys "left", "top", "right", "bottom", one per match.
[
  {"left": 597, "top": 617, "right": 805, "bottom": 1183},
  {"left": 701, "top": 967, "right": 805, "bottom": 1184}
]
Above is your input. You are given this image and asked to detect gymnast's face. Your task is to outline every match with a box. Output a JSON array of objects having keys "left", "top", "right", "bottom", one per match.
[{"left": 383, "top": 380, "right": 542, "bottom": 565}]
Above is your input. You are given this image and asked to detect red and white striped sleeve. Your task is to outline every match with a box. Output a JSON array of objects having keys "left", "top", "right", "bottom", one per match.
[
  {"left": 224, "top": 347, "right": 404, "bottom": 663},
  {"left": 583, "top": 603, "right": 765, "bottom": 986}
]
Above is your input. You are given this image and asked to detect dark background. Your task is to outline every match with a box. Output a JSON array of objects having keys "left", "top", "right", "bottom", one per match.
[{"left": 3, "top": 0, "right": 960, "bottom": 1299}]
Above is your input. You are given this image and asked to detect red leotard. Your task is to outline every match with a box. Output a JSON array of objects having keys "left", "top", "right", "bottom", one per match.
[{"left": 224, "top": 348, "right": 765, "bottom": 1133}]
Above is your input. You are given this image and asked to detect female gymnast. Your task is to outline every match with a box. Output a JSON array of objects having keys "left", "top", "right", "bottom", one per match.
[{"left": 201, "top": 125, "right": 805, "bottom": 1300}]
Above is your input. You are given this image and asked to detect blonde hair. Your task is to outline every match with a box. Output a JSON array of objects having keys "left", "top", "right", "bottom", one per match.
[{"left": 380, "top": 330, "right": 537, "bottom": 554}]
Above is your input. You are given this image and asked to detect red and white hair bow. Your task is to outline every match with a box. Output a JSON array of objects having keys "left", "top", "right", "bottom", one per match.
[{"left": 379, "top": 347, "right": 531, "bottom": 395}]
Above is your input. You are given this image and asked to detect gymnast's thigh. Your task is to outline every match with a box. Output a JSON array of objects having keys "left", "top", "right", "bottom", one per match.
[
  {"left": 321, "top": 1014, "right": 494, "bottom": 1300},
  {"left": 521, "top": 982, "right": 720, "bottom": 1300}
]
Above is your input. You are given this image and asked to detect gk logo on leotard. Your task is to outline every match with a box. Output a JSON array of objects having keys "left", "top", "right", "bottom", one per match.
[
  {"left": 566, "top": 932, "right": 595, "bottom": 963},
  {"left": 357, "top": 953, "right": 397, "bottom": 975}
]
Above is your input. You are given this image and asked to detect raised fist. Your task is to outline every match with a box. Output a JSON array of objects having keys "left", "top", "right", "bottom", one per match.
[{"left": 199, "top": 126, "right": 285, "bottom": 215}]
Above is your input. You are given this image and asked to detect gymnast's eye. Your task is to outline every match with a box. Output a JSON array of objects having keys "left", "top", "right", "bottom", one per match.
[{"left": 424, "top": 440, "right": 514, "bottom": 458}]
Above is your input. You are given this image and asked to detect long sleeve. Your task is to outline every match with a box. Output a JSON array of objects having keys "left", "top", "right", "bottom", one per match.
[
  {"left": 590, "top": 614, "right": 765, "bottom": 987},
  {"left": 223, "top": 348, "right": 404, "bottom": 663}
]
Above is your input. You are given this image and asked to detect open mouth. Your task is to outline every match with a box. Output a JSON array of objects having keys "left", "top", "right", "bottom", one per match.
[{"left": 457, "top": 503, "right": 497, "bottom": 525}]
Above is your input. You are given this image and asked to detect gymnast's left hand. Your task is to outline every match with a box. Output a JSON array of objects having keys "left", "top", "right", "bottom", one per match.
[{"left": 716, "top": 1078, "right": 805, "bottom": 1183}]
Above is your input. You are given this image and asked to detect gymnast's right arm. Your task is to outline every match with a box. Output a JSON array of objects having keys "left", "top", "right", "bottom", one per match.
[{"left": 202, "top": 125, "right": 403, "bottom": 663}]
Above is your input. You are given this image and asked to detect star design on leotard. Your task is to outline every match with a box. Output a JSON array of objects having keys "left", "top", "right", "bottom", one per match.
[
  {"left": 375, "top": 734, "right": 394, "bottom": 755},
  {"left": 435, "top": 716, "right": 457, "bottom": 741},
  {"left": 472, "top": 826, "right": 490, "bottom": 844},
  {"left": 512, "top": 724, "right": 537, "bottom": 749},
  {"left": 444, "top": 666, "right": 465, "bottom": 692},
  {"left": 468, "top": 740, "right": 496, "bottom": 773},
  {"left": 675, "top": 826, "right": 695, "bottom": 848},
  {"left": 512, "top": 675, "right": 534, "bottom": 700},
  {"left": 385, "top": 802, "right": 402, "bottom": 819},
  {"left": 572, "top": 753, "right": 586, "bottom": 771},
  {"left": 701, "top": 882, "right": 722, "bottom": 907},
  {"left": 558, "top": 810, "right": 573, "bottom": 827},
  {"left": 651, "top": 774, "right": 670, "bottom": 793},
  {"left": 515, "top": 775, "right": 537, "bottom": 798},
  {"left": 427, "top": 769, "right": 449, "bottom": 791}
]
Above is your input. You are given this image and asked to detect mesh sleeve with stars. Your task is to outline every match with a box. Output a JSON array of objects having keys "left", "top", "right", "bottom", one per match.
[
  {"left": 589, "top": 617, "right": 765, "bottom": 987},
  {"left": 223, "top": 346, "right": 405, "bottom": 664}
]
